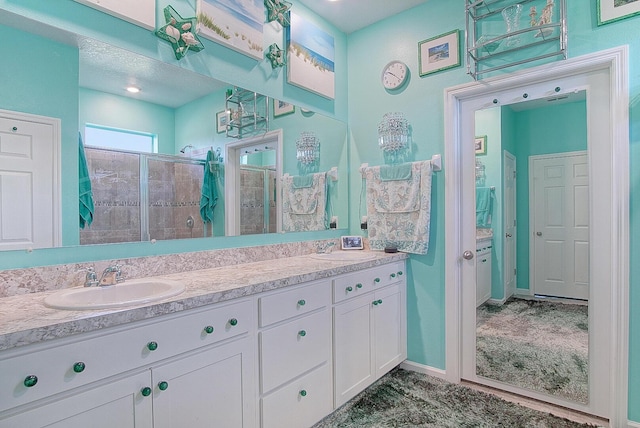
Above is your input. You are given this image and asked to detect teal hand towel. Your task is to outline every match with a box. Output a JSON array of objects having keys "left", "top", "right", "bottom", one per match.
[
  {"left": 292, "top": 174, "right": 314, "bottom": 188},
  {"left": 78, "top": 132, "right": 94, "bottom": 229},
  {"left": 380, "top": 163, "right": 412, "bottom": 181},
  {"left": 200, "top": 150, "right": 218, "bottom": 223},
  {"left": 476, "top": 187, "right": 492, "bottom": 228}
]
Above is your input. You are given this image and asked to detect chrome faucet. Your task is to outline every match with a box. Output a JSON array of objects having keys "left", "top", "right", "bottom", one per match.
[
  {"left": 84, "top": 267, "right": 99, "bottom": 287},
  {"left": 99, "top": 264, "right": 125, "bottom": 286},
  {"left": 316, "top": 242, "right": 335, "bottom": 254}
]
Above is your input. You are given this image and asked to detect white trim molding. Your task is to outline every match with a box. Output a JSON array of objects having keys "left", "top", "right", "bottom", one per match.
[
  {"left": 400, "top": 360, "right": 447, "bottom": 381},
  {"left": 444, "top": 46, "right": 629, "bottom": 425}
]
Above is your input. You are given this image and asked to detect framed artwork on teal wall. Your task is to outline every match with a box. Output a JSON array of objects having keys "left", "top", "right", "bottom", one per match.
[
  {"left": 286, "top": 13, "right": 335, "bottom": 99},
  {"left": 475, "top": 136, "right": 487, "bottom": 155},
  {"left": 216, "top": 111, "right": 228, "bottom": 133},
  {"left": 418, "top": 29, "right": 461, "bottom": 77},
  {"left": 597, "top": 0, "right": 640, "bottom": 25},
  {"left": 196, "top": 0, "right": 264, "bottom": 60},
  {"left": 273, "top": 99, "right": 295, "bottom": 117}
]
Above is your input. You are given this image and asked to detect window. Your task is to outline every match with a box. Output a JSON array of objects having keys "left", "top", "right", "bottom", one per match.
[{"left": 84, "top": 124, "right": 156, "bottom": 153}]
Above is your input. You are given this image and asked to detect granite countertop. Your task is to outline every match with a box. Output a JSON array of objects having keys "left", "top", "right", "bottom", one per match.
[{"left": 0, "top": 252, "right": 407, "bottom": 352}]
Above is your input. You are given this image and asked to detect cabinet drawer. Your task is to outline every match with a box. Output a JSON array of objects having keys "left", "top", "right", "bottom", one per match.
[
  {"left": 261, "top": 363, "right": 332, "bottom": 428},
  {"left": 371, "top": 261, "right": 406, "bottom": 288},
  {"left": 259, "top": 280, "right": 331, "bottom": 327},
  {"left": 259, "top": 309, "right": 331, "bottom": 393},
  {"left": 333, "top": 270, "right": 374, "bottom": 303},
  {"left": 0, "top": 299, "right": 252, "bottom": 412}
]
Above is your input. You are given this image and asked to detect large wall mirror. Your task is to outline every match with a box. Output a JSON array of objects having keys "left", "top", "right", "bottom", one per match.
[{"left": 0, "top": 15, "right": 348, "bottom": 252}]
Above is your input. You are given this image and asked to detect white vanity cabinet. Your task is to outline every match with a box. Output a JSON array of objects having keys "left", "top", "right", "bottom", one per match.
[
  {"left": 0, "top": 299, "right": 256, "bottom": 428},
  {"left": 333, "top": 262, "right": 407, "bottom": 407},
  {"left": 258, "top": 279, "right": 333, "bottom": 428}
]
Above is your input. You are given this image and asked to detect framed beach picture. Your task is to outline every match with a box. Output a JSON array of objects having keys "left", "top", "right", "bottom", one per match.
[
  {"left": 286, "top": 13, "right": 335, "bottom": 99},
  {"left": 597, "top": 0, "right": 640, "bottom": 25},
  {"left": 273, "top": 99, "right": 295, "bottom": 117},
  {"left": 475, "top": 136, "right": 487, "bottom": 155},
  {"left": 216, "top": 111, "right": 228, "bottom": 133},
  {"left": 418, "top": 30, "right": 461, "bottom": 77},
  {"left": 196, "top": 0, "right": 264, "bottom": 60}
]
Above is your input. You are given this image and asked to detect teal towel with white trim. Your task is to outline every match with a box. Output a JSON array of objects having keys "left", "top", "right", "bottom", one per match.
[{"left": 78, "top": 132, "right": 94, "bottom": 229}]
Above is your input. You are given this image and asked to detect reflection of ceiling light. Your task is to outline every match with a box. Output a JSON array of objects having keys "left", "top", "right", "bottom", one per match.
[{"left": 126, "top": 86, "right": 140, "bottom": 93}]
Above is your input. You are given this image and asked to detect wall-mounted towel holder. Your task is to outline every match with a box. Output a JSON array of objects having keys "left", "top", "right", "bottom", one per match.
[
  {"left": 283, "top": 167, "right": 338, "bottom": 181},
  {"left": 359, "top": 154, "right": 442, "bottom": 176}
]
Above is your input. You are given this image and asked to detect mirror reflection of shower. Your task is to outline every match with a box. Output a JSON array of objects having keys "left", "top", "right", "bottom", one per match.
[
  {"left": 239, "top": 148, "right": 277, "bottom": 235},
  {"left": 80, "top": 147, "right": 209, "bottom": 244}
]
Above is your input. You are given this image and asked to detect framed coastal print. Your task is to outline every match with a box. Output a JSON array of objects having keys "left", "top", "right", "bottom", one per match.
[
  {"left": 273, "top": 99, "right": 295, "bottom": 117},
  {"left": 286, "top": 13, "right": 335, "bottom": 99},
  {"left": 196, "top": 0, "right": 263, "bottom": 60},
  {"left": 216, "top": 111, "right": 228, "bottom": 133},
  {"left": 475, "top": 136, "right": 487, "bottom": 155},
  {"left": 418, "top": 30, "right": 461, "bottom": 77},
  {"left": 597, "top": 0, "right": 640, "bottom": 25}
]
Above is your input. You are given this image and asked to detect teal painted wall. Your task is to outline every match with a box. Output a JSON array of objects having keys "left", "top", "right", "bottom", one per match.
[{"left": 346, "top": 1, "right": 639, "bottom": 420}]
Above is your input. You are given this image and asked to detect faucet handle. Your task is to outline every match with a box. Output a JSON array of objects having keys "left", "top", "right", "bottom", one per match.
[
  {"left": 84, "top": 266, "right": 99, "bottom": 287},
  {"left": 114, "top": 264, "right": 125, "bottom": 283}
]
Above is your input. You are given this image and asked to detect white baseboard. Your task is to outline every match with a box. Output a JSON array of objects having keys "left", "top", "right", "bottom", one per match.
[
  {"left": 627, "top": 419, "right": 640, "bottom": 428},
  {"left": 399, "top": 360, "right": 447, "bottom": 380},
  {"left": 488, "top": 297, "right": 507, "bottom": 305},
  {"left": 515, "top": 287, "right": 532, "bottom": 296}
]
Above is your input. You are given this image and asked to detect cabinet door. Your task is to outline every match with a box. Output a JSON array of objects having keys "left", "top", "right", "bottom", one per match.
[
  {"left": 152, "top": 338, "right": 256, "bottom": 428},
  {"left": 373, "top": 283, "right": 407, "bottom": 377},
  {"left": 333, "top": 294, "right": 374, "bottom": 407},
  {"left": 0, "top": 371, "right": 152, "bottom": 428}
]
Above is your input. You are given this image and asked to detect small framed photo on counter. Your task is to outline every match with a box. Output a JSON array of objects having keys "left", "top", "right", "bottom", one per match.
[{"left": 341, "top": 236, "right": 363, "bottom": 250}]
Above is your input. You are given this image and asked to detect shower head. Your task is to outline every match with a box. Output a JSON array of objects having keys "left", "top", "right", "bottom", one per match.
[{"left": 179, "top": 144, "right": 195, "bottom": 153}]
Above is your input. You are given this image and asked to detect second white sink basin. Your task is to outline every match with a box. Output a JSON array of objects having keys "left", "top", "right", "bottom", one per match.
[
  {"left": 44, "top": 279, "right": 186, "bottom": 310},
  {"left": 309, "top": 251, "right": 377, "bottom": 262}
]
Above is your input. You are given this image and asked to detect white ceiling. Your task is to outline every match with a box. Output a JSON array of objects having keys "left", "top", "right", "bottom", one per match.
[{"left": 297, "top": 0, "right": 429, "bottom": 34}]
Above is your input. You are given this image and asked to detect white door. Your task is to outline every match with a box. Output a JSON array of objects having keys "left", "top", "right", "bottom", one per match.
[
  {"left": 530, "top": 152, "right": 589, "bottom": 300},
  {"left": 503, "top": 151, "right": 516, "bottom": 299},
  {"left": 0, "top": 111, "right": 60, "bottom": 250}
]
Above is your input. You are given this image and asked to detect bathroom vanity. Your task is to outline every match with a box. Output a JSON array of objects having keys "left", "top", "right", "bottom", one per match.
[{"left": 0, "top": 253, "right": 406, "bottom": 428}]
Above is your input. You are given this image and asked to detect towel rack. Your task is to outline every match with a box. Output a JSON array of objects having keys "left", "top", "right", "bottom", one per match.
[{"left": 359, "top": 154, "right": 442, "bottom": 177}]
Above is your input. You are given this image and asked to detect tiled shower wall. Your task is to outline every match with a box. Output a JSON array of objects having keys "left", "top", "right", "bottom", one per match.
[
  {"left": 240, "top": 166, "right": 276, "bottom": 235},
  {"left": 80, "top": 148, "right": 208, "bottom": 245}
]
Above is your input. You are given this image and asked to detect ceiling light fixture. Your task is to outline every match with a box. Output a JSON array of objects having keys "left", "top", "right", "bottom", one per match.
[{"left": 126, "top": 86, "right": 141, "bottom": 93}]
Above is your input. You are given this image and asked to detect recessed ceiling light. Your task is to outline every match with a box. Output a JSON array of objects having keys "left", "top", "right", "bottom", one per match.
[{"left": 126, "top": 86, "right": 141, "bottom": 93}]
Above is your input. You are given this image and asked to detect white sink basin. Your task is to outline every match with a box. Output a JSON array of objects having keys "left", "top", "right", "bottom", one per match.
[
  {"left": 309, "top": 251, "right": 377, "bottom": 262},
  {"left": 44, "top": 279, "right": 186, "bottom": 310}
]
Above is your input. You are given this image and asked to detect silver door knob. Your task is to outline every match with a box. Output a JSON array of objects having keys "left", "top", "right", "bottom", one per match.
[
  {"left": 536, "top": 232, "right": 542, "bottom": 236},
  {"left": 462, "top": 251, "right": 474, "bottom": 260}
]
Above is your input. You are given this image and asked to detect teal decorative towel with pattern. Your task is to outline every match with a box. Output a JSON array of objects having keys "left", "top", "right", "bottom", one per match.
[
  {"left": 282, "top": 172, "right": 327, "bottom": 231},
  {"left": 200, "top": 149, "right": 218, "bottom": 223},
  {"left": 476, "top": 187, "right": 492, "bottom": 228},
  {"left": 292, "top": 174, "right": 314, "bottom": 188},
  {"left": 380, "top": 163, "right": 412, "bottom": 181},
  {"left": 363, "top": 160, "right": 432, "bottom": 254},
  {"left": 78, "top": 132, "right": 94, "bottom": 229}
]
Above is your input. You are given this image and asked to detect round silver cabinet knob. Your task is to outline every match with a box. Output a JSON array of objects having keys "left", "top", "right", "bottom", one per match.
[{"left": 462, "top": 250, "right": 474, "bottom": 260}]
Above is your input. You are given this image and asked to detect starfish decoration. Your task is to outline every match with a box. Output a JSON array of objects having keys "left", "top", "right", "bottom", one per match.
[
  {"left": 155, "top": 5, "right": 204, "bottom": 60},
  {"left": 266, "top": 43, "right": 285, "bottom": 68},
  {"left": 265, "top": 0, "right": 292, "bottom": 27}
]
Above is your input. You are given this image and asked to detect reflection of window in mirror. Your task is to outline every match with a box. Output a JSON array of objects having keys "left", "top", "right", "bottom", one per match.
[{"left": 84, "top": 124, "right": 156, "bottom": 152}]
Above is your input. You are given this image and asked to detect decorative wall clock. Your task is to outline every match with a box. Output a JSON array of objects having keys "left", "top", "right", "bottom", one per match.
[{"left": 381, "top": 60, "right": 409, "bottom": 90}]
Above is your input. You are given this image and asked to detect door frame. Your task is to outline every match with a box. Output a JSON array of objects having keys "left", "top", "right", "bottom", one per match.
[
  {"left": 503, "top": 150, "right": 516, "bottom": 300},
  {"left": 444, "top": 47, "right": 629, "bottom": 424},
  {"left": 529, "top": 151, "right": 588, "bottom": 299}
]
